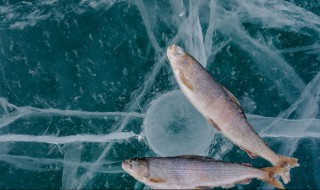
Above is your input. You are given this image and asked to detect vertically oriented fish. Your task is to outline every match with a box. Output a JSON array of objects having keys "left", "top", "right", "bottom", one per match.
[
  {"left": 122, "top": 156, "right": 285, "bottom": 189},
  {"left": 166, "top": 45, "right": 298, "bottom": 184}
]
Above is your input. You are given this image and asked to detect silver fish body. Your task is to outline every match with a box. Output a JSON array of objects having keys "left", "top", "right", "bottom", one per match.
[
  {"left": 166, "top": 45, "right": 298, "bottom": 183},
  {"left": 122, "top": 156, "right": 284, "bottom": 189}
]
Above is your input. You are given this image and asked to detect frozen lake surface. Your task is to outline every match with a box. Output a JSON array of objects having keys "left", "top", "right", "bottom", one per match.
[{"left": 0, "top": 0, "right": 320, "bottom": 189}]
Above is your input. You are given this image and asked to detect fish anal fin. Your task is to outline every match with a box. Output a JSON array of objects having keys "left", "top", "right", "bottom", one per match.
[
  {"left": 221, "top": 85, "right": 246, "bottom": 118},
  {"left": 179, "top": 72, "right": 193, "bottom": 91},
  {"left": 221, "top": 184, "right": 236, "bottom": 189},
  {"left": 241, "top": 147, "right": 258, "bottom": 159},
  {"left": 207, "top": 118, "right": 221, "bottom": 131},
  {"left": 239, "top": 179, "right": 251, "bottom": 185},
  {"left": 195, "top": 186, "right": 212, "bottom": 190},
  {"left": 148, "top": 177, "right": 165, "bottom": 183},
  {"left": 222, "top": 179, "right": 251, "bottom": 188},
  {"left": 242, "top": 163, "right": 252, "bottom": 167}
]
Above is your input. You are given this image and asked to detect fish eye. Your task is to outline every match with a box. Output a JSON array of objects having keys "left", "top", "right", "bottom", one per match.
[
  {"left": 173, "top": 46, "right": 184, "bottom": 56},
  {"left": 128, "top": 160, "right": 135, "bottom": 166},
  {"left": 176, "top": 47, "right": 183, "bottom": 54}
]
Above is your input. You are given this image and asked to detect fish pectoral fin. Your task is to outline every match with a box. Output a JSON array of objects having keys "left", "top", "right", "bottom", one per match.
[
  {"left": 221, "top": 85, "right": 246, "bottom": 118},
  {"left": 207, "top": 118, "right": 221, "bottom": 131},
  {"left": 179, "top": 72, "right": 193, "bottom": 91},
  {"left": 148, "top": 177, "right": 166, "bottom": 183},
  {"left": 242, "top": 148, "right": 258, "bottom": 159}
]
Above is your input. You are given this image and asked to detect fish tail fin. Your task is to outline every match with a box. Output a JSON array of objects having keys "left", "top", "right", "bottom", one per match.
[
  {"left": 261, "top": 166, "right": 286, "bottom": 189},
  {"left": 278, "top": 155, "right": 299, "bottom": 168},
  {"left": 276, "top": 156, "right": 299, "bottom": 184}
]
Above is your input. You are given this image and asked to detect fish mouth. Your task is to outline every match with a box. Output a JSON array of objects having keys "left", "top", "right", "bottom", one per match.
[
  {"left": 167, "top": 45, "right": 176, "bottom": 60},
  {"left": 122, "top": 160, "right": 139, "bottom": 177},
  {"left": 167, "top": 44, "right": 184, "bottom": 59},
  {"left": 167, "top": 44, "right": 178, "bottom": 54},
  {"left": 168, "top": 44, "right": 176, "bottom": 50},
  {"left": 121, "top": 160, "right": 130, "bottom": 171}
]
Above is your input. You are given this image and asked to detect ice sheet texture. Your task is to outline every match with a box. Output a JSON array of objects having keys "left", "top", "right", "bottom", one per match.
[{"left": 0, "top": 0, "right": 319, "bottom": 189}]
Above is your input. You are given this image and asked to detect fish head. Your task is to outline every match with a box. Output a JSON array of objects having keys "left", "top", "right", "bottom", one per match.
[
  {"left": 122, "top": 158, "right": 150, "bottom": 178},
  {"left": 167, "top": 45, "right": 190, "bottom": 70}
]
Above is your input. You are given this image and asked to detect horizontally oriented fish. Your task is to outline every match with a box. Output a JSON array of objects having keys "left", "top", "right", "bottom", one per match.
[
  {"left": 122, "top": 156, "right": 285, "bottom": 189},
  {"left": 166, "top": 45, "right": 298, "bottom": 184}
]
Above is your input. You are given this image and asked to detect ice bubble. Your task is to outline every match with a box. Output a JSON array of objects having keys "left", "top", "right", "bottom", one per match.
[{"left": 143, "top": 90, "right": 215, "bottom": 156}]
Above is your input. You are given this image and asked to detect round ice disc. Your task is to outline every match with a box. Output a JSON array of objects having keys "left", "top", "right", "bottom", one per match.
[{"left": 143, "top": 90, "right": 215, "bottom": 156}]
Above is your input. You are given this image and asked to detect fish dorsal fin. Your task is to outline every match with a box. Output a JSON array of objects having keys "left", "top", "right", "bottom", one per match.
[
  {"left": 179, "top": 72, "right": 193, "bottom": 91},
  {"left": 177, "top": 155, "right": 202, "bottom": 159},
  {"left": 207, "top": 118, "right": 221, "bottom": 131},
  {"left": 148, "top": 177, "right": 166, "bottom": 183},
  {"left": 221, "top": 85, "right": 246, "bottom": 118},
  {"left": 242, "top": 148, "right": 258, "bottom": 159},
  {"left": 177, "top": 155, "right": 211, "bottom": 160}
]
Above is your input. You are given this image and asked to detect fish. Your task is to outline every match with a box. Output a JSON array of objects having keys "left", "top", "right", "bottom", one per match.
[
  {"left": 166, "top": 45, "right": 299, "bottom": 184},
  {"left": 122, "top": 155, "right": 285, "bottom": 189}
]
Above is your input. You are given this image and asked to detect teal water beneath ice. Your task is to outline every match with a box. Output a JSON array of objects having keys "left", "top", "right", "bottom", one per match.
[{"left": 0, "top": 0, "right": 320, "bottom": 189}]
